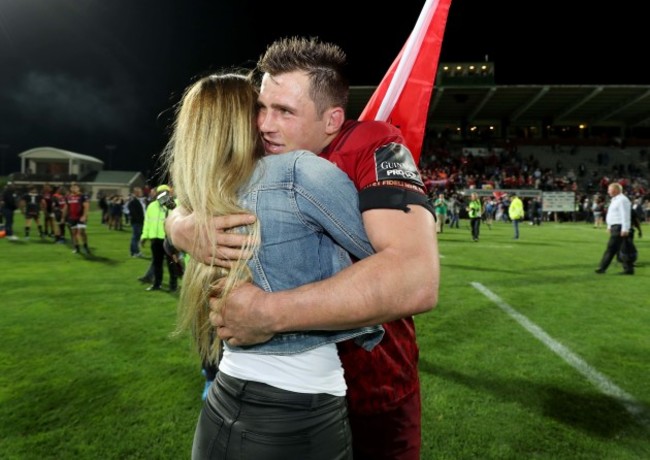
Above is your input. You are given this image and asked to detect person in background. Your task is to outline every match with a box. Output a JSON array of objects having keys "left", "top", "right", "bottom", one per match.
[
  {"left": 20, "top": 185, "right": 45, "bottom": 239},
  {"left": 127, "top": 187, "right": 146, "bottom": 257},
  {"left": 108, "top": 195, "right": 124, "bottom": 231},
  {"left": 433, "top": 192, "right": 448, "bottom": 234},
  {"left": 122, "top": 194, "right": 131, "bottom": 227},
  {"left": 531, "top": 195, "right": 543, "bottom": 226},
  {"left": 52, "top": 185, "right": 67, "bottom": 244},
  {"left": 467, "top": 192, "right": 482, "bottom": 242},
  {"left": 508, "top": 192, "right": 525, "bottom": 239},
  {"left": 41, "top": 183, "right": 56, "bottom": 238},
  {"left": 65, "top": 182, "right": 91, "bottom": 255},
  {"left": 592, "top": 195, "right": 605, "bottom": 228},
  {"left": 595, "top": 182, "right": 634, "bottom": 275},
  {"left": 447, "top": 193, "right": 461, "bottom": 229},
  {"left": 632, "top": 197, "right": 645, "bottom": 233},
  {"left": 483, "top": 196, "right": 495, "bottom": 229},
  {"left": 1, "top": 183, "right": 20, "bottom": 241},
  {"left": 140, "top": 185, "right": 178, "bottom": 292},
  {"left": 98, "top": 193, "right": 109, "bottom": 225},
  {"left": 199, "top": 355, "right": 217, "bottom": 402},
  {"left": 499, "top": 194, "right": 511, "bottom": 223},
  {"left": 137, "top": 188, "right": 158, "bottom": 284},
  {"left": 166, "top": 37, "right": 439, "bottom": 460}
]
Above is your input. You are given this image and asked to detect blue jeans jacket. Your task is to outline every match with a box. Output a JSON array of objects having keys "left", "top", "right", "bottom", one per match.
[{"left": 227, "top": 150, "right": 384, "bottom": 355}]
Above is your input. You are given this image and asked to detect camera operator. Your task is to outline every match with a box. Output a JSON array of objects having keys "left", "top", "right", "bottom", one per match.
[{"left": 140, "top": 184, "right": 180, "bottom": 292}]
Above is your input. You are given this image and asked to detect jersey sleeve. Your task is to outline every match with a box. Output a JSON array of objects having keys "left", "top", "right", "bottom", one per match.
[{"left": 352, "top": 123, "right": 434, "bottom": 215}]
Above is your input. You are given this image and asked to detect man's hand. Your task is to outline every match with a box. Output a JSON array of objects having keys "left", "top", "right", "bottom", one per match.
[
  {"left": 165, "top": 206, "right": 257, "bottom": 267},
  {"left": 209, "top": 282, "right": 275, "bottom": 346}
]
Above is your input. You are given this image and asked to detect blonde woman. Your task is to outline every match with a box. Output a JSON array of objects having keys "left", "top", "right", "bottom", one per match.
[{"left": 164, "top": 72, "right": 382, "bottom": 460}]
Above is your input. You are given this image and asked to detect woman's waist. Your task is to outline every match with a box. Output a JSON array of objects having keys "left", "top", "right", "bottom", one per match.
[{"left": 219, "top": 344, "right": 346, "bottom": 396}]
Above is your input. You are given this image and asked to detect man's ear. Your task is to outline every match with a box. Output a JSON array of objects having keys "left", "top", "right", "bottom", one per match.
[{"left": 324, "top": 107, "right": 345, "bottom": 135}]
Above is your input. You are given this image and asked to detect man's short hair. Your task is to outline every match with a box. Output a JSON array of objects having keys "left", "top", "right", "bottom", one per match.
[{"left": 257, "top": 36, "right": 349, "bottom": 116}]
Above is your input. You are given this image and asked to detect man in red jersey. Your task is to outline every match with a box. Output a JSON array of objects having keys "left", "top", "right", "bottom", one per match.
[
  {"left": 64, "top": 182, "right": 91, "bottom": 254},
  {"left": 166, "top": 37, "right": 439, "bottom": 460}
]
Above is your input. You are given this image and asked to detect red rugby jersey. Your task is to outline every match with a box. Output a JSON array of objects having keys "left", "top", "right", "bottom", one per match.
[
  {"left": 65, "top": 193, "right": 88, "bottom": 220},
  {"left": 320, "top": 119, "right": 428, "bottom": 415}
]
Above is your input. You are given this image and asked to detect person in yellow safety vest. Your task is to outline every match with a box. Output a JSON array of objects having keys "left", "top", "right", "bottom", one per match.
[
  {"left": 140, "top": 184, "right": 179, "bottom": 292},
  {"left": 467, "top": 192, "right": 482, "bottom": 242},
  {"left": 508, "top": 192, "right": 525, "bottom": 240}
]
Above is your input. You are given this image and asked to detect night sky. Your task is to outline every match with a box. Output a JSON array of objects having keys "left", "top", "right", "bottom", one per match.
[{"left": 0, "top": 0, "right": 646, "bottom": 179}]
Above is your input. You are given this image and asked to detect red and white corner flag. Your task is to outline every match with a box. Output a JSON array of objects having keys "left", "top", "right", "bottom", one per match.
[{"left": 359, "top": 0, "right": 452, "bottom": 164}]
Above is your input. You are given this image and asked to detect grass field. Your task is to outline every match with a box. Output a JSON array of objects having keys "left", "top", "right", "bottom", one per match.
[{"left": 1, "top": 210, "right": 648, "bottom": 459}]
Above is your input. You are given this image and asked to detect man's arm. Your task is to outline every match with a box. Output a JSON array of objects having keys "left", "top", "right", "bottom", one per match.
[
  {"left": 164, "top": 205, "right": 256, "bottom": 267},
  {"left": 60, "top": 200, "right": 67, "bottom": 221},
  {"left": 215, "top": 205, "right": 438, "bottom": 346},
  {"left": 81, "top": 200, "right": 90, "bottom": 223}
]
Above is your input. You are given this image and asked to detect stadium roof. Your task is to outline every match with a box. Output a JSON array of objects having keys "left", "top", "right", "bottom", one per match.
[
  {"left": 18, "top": 146, "right": 104, "bottom": 165},
  {"left": 348, "top": 84, "right": 650, "bottom": 130}
]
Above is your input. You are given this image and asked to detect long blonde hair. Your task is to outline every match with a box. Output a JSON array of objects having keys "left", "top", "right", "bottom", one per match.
[{"left": 163, "top": 72, "right": 264, "bottom": 363}]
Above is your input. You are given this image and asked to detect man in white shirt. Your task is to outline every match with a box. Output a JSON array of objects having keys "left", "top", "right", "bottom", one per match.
[{"left": 595, "top": 182, "right": 634, "bottom": 275}]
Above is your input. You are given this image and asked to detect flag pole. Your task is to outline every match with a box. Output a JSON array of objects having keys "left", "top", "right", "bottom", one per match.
[{"left": 375, "top": 0, "right": 439, "bottom": 120}]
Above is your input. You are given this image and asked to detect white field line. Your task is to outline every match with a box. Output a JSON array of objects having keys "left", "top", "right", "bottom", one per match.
[{"left": 471, "top": 281, "right": 649, "bottom": 426}]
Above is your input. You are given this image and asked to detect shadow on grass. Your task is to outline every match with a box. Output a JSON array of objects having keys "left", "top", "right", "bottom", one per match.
[
  {"left": 1, "top": 374, "right": 122, "bottom": 438},
  {"left": 419, "top": 359, "right": 649, "bottom": 439},
  {"left": 5, "top": 239, "right": 28, "bottom": 245},
  {"left": 2, "top": 369, "right": 198, "bottom": 459},
  {"left": 33, "top": 239, "right": 58, "bottom": 245},
  {"left": 78, "top": 252, "right": 122, "bottom": 266}
]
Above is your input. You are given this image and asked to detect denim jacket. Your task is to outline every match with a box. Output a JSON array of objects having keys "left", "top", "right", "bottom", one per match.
[{"left": 226, "top": 150, "right": 384, "bottom": 355}]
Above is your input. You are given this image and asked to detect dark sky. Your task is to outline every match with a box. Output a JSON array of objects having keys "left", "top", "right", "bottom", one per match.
[{"left": 0, "top": 0, "right": 646, "bottom": 178}]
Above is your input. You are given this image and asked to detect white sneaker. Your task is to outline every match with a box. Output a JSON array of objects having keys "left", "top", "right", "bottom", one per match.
[{"left": 7, "top": 235, "right": 19, "bottom": 241}]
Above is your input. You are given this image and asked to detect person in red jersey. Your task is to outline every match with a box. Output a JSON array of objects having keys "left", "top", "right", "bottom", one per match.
[
  {"left": 166, "top": 37, "right": 439, "bottom": 460},
  {"left": 64, "top": 182, "right": 91, "bottom": 254}
]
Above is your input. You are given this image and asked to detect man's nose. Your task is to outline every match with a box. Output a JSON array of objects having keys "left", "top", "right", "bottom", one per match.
[{"left": 257, "top": 112, "right": 273, "bottom": 132}]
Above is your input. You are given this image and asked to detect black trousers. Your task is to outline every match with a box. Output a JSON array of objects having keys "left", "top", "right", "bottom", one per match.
[
  {"left": 192, "top": 372, "right": 352, "bottom": 460},
  {"left": 470, "top": 217, "right": 481, "bottom": 240},
  {"left": 150, "top": 238, "right": 178, "bottom": 288},
  {"left": 598, "top": 225, "right": 634, "bottom": 273}
]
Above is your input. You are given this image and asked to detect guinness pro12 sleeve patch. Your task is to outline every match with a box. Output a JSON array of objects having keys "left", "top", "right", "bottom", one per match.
[{"left": 373, "top": 142, "right": 425, "bottom": 188}]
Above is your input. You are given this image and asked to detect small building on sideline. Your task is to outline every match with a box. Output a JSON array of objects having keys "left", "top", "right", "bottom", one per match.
[
  {"left": 18, "top": 146, "right": 104, "bottom": 182},
  {"left": 9, "top": 146, "right": 146, "bottom": 199},
  {"left": 89, "top": 170, "right": 147, "bottom": 199}
]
